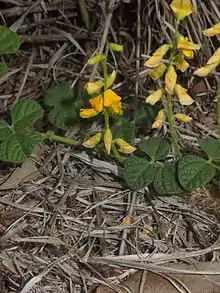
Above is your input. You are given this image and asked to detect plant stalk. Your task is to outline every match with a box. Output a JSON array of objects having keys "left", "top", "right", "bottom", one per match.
[
  {"left": 166, "top": 20, "right": 180, "bottom": 156},
  {"left": 40, "top": 132, "right": 79, "bottom": 146}
]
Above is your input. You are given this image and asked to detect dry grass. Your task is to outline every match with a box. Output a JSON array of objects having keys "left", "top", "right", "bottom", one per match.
[{"left": 0, "top": 0, "right": 220, "bottom": 292}]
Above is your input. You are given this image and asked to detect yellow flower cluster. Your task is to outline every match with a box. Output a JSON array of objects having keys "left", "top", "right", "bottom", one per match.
[{"left": 144, "top": 0, "right": 200, "bottom": 128}]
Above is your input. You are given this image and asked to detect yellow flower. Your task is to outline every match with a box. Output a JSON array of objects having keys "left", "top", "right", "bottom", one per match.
[
  {"left": 80, "top": 108, "right": 99, "bottom": 118},
  {"left": 144, "top": 44, "right": 171, "bottom": 68},
  {"left": 203, "top": 23, "right": 220, "bottom": 37},
  {"left": 83, "top": 132, "right": 102, "bottom": 148},
  {"left": 165, "top": 65, "right": 177, "bottom": 94},
  {"left": 114, "top": 138, "right": 136, "bottom": 154},
  {"left": 103, "top": 89, "right": 123, "bottom": 115},
  {"left": 174, "top": 113, "right": 192, "bottom": 123},
  {"left": 174, "top": 84, "right": 194, "bottom": 105},
  {"left": 193, "top": 64, "right": 217, "bottom": 77},
  {"left": 177, "top": 35, "right": 200, "bottom": 59},
  {"left": 174, "top": 55, "right": 189, "bottom": 72},
  {"left": 89, "top": 95, "right": 103, "bottom": 112},
  {"left": 85, "top": 81, "right": 103, "bottom": 94},
  {"left": 148, "top": 64, "right": 167, "bottom": 80},
  {"left": 146, "top": 88, "right": 164, "bottom": 105},
  {"left": 152, "top": 109, "right": 166, "bottom": 129},
  {"left": 170, "top": 0, "right": 194, "bottom": 21},
  {"left": 194, "top": 48, "right": 220, "bottom": 76},
  {"left": 104, "top": 128, "right": 112, "bottom": 155},
  {"left": 80, "top": 89, "right": 123, "bottom": 118}
]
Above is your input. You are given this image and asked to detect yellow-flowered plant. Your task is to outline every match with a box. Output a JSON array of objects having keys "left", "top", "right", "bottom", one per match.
[
  {"left": 194, "top": 22, "right": 220, "bottom": 136},
  {"left": 80, "top": 43, "right": 136, "bottom": 157},
  {"left": 144, "top": 0, "right": 199, "bottom": 155}
]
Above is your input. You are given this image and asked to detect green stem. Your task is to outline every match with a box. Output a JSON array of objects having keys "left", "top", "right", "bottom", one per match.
[
  {"left": 103, "top": 43, "right": 110, "bottom": 91},
  {"left": 112, "top": 143, "right": 125, "bottom": 164},
  {"left": 167, "top": 93, "right": 180, "bottom": 155},
  {"left": 40, "top": 132, "right": 79, "bottom": 146},
  {"left": 166, "top": 20, "right": 180, "bottom": 156},
  {"left": 217, "top": 81, "right": 220, "bottom": 139},
  {"left": 104, "top": 108, "right": 110, "bottom": 128}
]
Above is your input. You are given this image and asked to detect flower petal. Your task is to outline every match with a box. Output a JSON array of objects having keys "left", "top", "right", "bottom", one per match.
[
  {"left": 80, "top": 108, "right": 98, "bottom": 118},
  {"left": 148, "top": 64, "right": 167, "bottom": 80},
  {"left": 206, "top": 48, "right": 220, "bottom": 65},
  {"left": 165, "top": 65, "right": 177, "bottom": 94},
  {"left": 106, "top": 70, "right": 117, "bottom": 89},
  {"left": 174, "top": 55, "right": 189, "bottom": 72},
  {"left": 89, "top": 95, "right": 103, "bottom": 112},
  {"left": 111, "top": 101, "right": 123, "bottom": 115},
  {"left": 203, "top": 23, "right": 220, "bottom": 37},
  {"left": 103, "top": 89, "right": 121, "bottom": 107},
  {"left": 114, "top": 138, "right": 136, "bottom": 154},
  {"left": 104, "top": 128, "right": 112, "bottom": 155},
  {"left": 182, "top": 49, "right": 194, "bottom": 59},
  {"left": 177, "top": 39, "right": 200, "bottom": 51},
  {"left": 146, "top": 88, "right": 164, "bottom": 105},
  {"left": 170, "top": 0, "right": 194, "bottom": 21},
  {"left": 85, "top": 81, "right": 103, "bottom": 94},
  {"left": 174, "top": 84, "right": 194, "bottom": 105},
  {"left": 144, "top": 44, "right": 171, "bottom": 68},
  {"left": 193, "top": 63, "right": 217, "bottom": 77},
  {"left": 152, "top": 109, "right": 165, "bottom": 129},
  {"left": 175, "top": 113, "right": 192, "bottom": 123},
  {"left": 83, "top": 132, "right": 102, "bottom": 148}
]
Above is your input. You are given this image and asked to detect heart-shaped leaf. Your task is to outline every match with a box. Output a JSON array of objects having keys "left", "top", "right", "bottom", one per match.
[
  {"left": 154, "top": 162, "right": 183, "bottom": 194},
  {"left": 134, "top": 104, "right": 159, "bottom": 128},
  {"left": 198, "top": 138, "right": 220, "bottom": 161},
  {"left": 48, "top": 107, "right": 78, "bottom": 130},
  {"left": 123, "top": 157, "right": 157, "bottom": 190},
  {"left": 178, "top": 155, "right": 216, "bottom": 190},
  {"left": 11, "top": 100, "right": 44, "bottom": 132},
  {"left": 0, "top": 132, "right": 42, "bottom": 163},
  {"left": 44, "top": 84, "right": 74, "bottom": 107},
  {"left": 113, "top": 118, "right": 135, "bottom": 143},
  {"left": 0, "top": 26, "right": 20, "bottom": 54},
  {"left": 0, "top": 120, "right": 13, "bottom": 141},
  {"left": 139, "top": 137, "right": 170, "bottom": 160}
]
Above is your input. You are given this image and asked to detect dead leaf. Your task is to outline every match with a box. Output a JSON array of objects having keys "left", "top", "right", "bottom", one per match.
[
  {"left": 0, "top": 147, "right": 42, "bottom": 190},
  {"left": 96, "top": 262, "right": 220, "bottom": 293},
  {"left": 191, "top": 81, "right": 207, "bottom": 96}
]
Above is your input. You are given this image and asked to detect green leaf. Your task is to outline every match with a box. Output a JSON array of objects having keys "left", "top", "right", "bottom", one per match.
[
  {"left": 48, "top": 107, "right": 78, "bottom": 130},
  {"left": 198, "top": 138, "right": 220, "bottom": 161},
  {"left": 0, "top": 26, "right": 20, "bottom": 54},
  {"left": 113, "top": 118, "right": 135, "bottom": 143},
  {"left": 123, "top": 157, "right": 157, "bottom": 190},
  {"left": 134, "top": 104, "right": 159, "bottom": 128},
  {"left": 178, "top": 155, "right": 216, "bottom": 190},
  {"left": 0, "top": 132, "right": 42, "bottom": 163},
  {"left": 11, "top": 100, "right": 44, "bottom": 132},
  {"left": 0, "top": 61, "right": 8, "bottom": 77},
  {"left": 154, "top": 162, "right": 183, "bottom": 194},
  {"left": 139, "top": 137, "right": 170, "bottom": 160},
  {"left": 44, "top": 84, "right": 74, "bottom": 107},
  {"left": 0, "top": 120, "right": 13, "bottom": 141}
]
